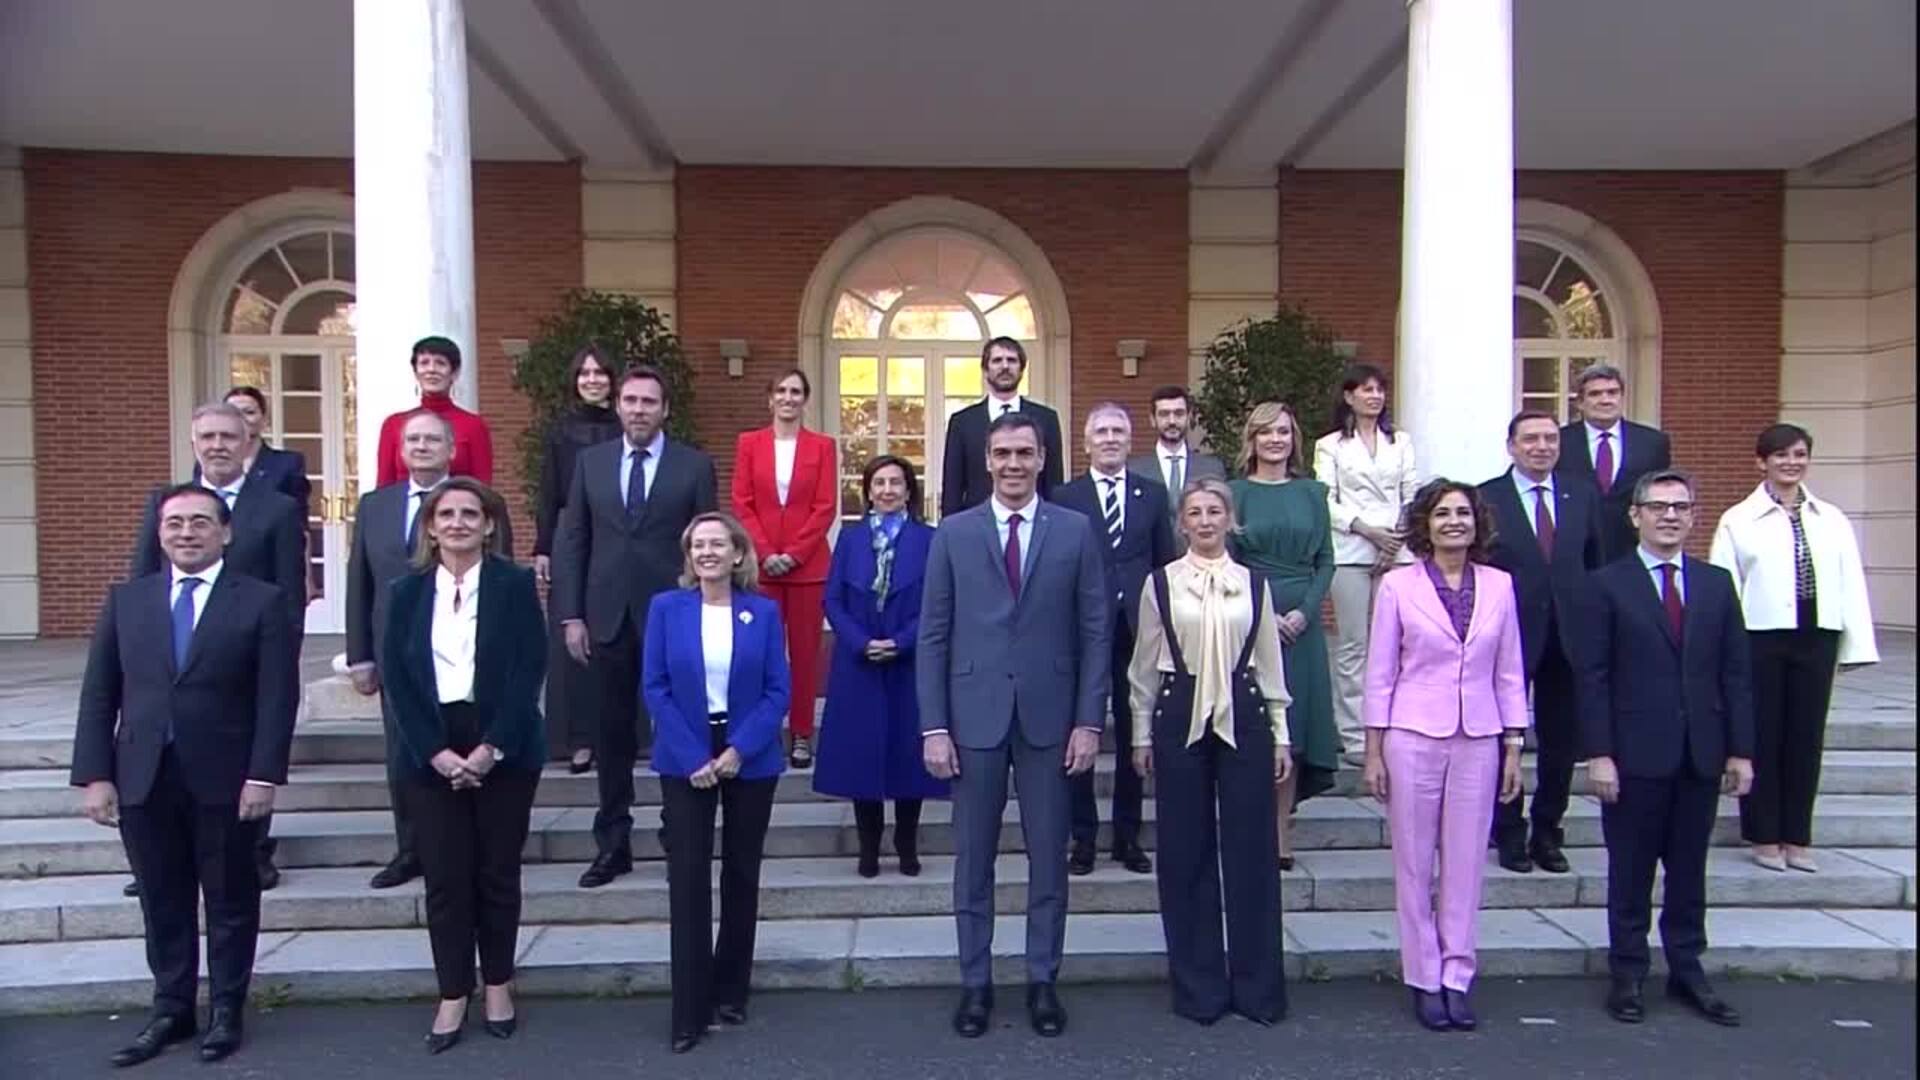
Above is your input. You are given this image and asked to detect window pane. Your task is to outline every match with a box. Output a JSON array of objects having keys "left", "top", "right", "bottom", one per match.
[
  {"left": 891, "top": 304, "right": 981, "bottom": 340},
  {"left": 282, "top": 395, "right": 323, "bottom": 434},
  {"left": 840, "top": 396, "right": 878, "bottom": 443},
  {"left": 944, "top": 356, "right": 981, "bottom": 398},
  {"left": 236, "top": 248, "right": 297, "bottom": 305},
  {"left": 229, "top": 352, "right": 271, "bottom": 394},
  {"left": 281, "top": 290, "right": 355, "bottom": 335},
  {"left": 1515, "top": 240, "right": 1560, "bottom": 291},
  {"left": 841, "top": 437, "right": 876, "bottom": 478},
  {"left": 984, "top": 294, "right": 1036, "bottom": 339},
  {"left": 342, "top": 352, "right": 358, "bottom": 478},
  {"left": 280, "top": 232, "right": 331, "bottom": 286},
  {"left": 1521, "top": 393, "right": 1565, "bottom": 422},
  {"left": 282, "top": 353, "right": 322, "bottom": 392},
  {"left": 840, "top": 477, "right": 866, "bottom": 520},
  {"left": 885, "top": 356, "right": 925, "bottom": 396},
  {"left": 889, "top": 436, "right": 925, "bottom": 475},
  {"left": 832, "top": 293, "right": 882, "bottom": 339},
  {"left": 1514, "top": 295, "right": 1557, "bottom": 339},
  {"left": 285, "top": 437, "right": 322, "bottom": 467},
  {"left": 332, "top": 231, "right": 355, "bottom": 283},
  {"left": 1558, "top": 282, "right": 1611, "bottom": 339},
  {"left": 1522, "top": 356, "right": 1561, "bottom": 394},
  {"left": 225, "top": 287, "right": 276, "bottom": 334},
  {"left": 890, "top": 398, "right": 926, "bottom": 438},
  {"left": 839, "top": 355, "right": 878, "bottom": 395}
]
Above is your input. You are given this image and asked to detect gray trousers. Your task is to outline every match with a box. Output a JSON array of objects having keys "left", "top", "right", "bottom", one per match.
[{"left": 952, "top": 727, "right": 1070, "bottom": 988}]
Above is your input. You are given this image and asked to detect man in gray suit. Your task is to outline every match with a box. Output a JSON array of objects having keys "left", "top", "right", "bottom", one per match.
[
  {"left": 1129, "top": 385, "right": 1227, "bottom": 553},
  {"left": 345, "top": 410, "right": 511, "bottom": 889},
  {"left": 918, "top": 410, "right": 1110, "bottom": 1039},
  {"left": 554, "top": 364, "right": 717, "bottom": 888}
]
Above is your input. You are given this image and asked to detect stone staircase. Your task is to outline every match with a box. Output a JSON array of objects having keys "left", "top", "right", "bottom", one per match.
[{"left": 0, "top": 665, "right": 1913, "bottom": 1015}]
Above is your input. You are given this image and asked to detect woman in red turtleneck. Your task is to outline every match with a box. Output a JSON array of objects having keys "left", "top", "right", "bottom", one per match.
[{"left": 374, "top": 336, "right": 495, "bottom": 487}]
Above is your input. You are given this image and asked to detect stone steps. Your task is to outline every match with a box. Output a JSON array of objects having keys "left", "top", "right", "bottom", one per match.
[
  {"left": 2, "top": 846, "right": 1910, "bottom": 946},
  {"left": 1, "top": 905, "right": 1912, "bottom": 1014}
]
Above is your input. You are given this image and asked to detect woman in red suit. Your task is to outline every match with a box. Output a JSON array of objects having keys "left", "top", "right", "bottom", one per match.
[
  {"left": 374, "top": 335, "right": 495, "bottom": 487},
  {"left": 731, "top": 368, "right": 839, "bottom": 768}
]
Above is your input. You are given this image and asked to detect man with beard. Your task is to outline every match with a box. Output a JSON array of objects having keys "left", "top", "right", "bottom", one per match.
[
  {"left": 939, "top": 337, "right": 1065, "bottom": 516},
  {"left": 1129, "top": 384, "right": 1226, "bottom": 554}
]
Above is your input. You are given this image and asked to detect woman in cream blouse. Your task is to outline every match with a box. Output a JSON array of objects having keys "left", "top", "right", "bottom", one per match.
[
  {"left": 1313, "top": 363, "right": 1418, "bottom": 765},
  {"left": 1130, "top": 477, "right": 1293, "bottom": 1027}
]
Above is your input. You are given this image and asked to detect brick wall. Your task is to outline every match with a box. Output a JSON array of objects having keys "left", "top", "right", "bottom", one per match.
[
  {"left": 675, "top": 167, "right": 1190, "bottom": 490},
  {"left": 24, "top": 150, "right": 580, "bottom": 635},
  {"left": 1278, "top": 168, "right": 1784, "bottom": 542}
]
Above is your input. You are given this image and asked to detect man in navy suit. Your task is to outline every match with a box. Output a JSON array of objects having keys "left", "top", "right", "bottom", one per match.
[
  {"left": 204, "top": 385, "right": 314, "bottom": 513},
  {"left": 1578, "top": 468, "right": 1753, "bottom": 1028},
  {"left": 1478, "top": 411, "right": 1602, "bottom": 875},
  {"left": 1557, "top": 365, "right": 1672, "bottom": 563},
  {"left": 74, "top": 484, "right": 298, "bottom": 1066},
  {"left": 939, "top": 337, "right": 1066, "bottom": 516},
  {"left": 1054, "top": 403, "right": 1174, "bottom": 875}
]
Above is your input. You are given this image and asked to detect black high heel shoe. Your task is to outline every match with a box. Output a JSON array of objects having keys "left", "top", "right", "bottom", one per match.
[
  {"left": 568, "top": 752, "right": 595, "bottom": 775},
  {"left": 426, "top": 1001, "right": 469, "bottom": 1054}
]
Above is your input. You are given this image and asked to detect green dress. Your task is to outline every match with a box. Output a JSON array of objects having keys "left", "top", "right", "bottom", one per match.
[{"left": 1229, "top": 476, "right": 1337, "bottom": 803}]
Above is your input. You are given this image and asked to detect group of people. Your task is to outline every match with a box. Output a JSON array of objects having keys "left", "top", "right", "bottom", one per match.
[{"left": 69, "top": 332, "right": 1880, "bottom": 1066}]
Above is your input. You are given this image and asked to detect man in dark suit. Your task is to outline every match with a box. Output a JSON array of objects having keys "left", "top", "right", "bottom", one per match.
[
  {"left": 1478, "top": 410, "right": 1602, "bottom": 875},
  {"left": 202, "top": 385, "right": 313, "bottom": 512},
  {"left": 939, "top": 336, "right": 1065, "bottom": 517},
  {"left": 919, "top": 410, "right": 1110, "bottom": 1040},
  {"left": 1557, "top": 364, "right": 1672, "bottom": 563},
  {"left": 554, "top": 364, "right": 717, "bottom": 888},
  {"left": 344, "top": 410, "right": 510, "bottom": 889},
  {"left": 131, "top": 402, "right": 304, "bottom": 893},
  {"left": 74, "top": 484, "right": 298, "bottom": 1066},
  {"left": 1128, "top": 384, "right": 1226, "bottom": 555},
  {"left": 1578, "top": 468, "right": 1753, "bottom": 1028},
  {"left": 1055, "top": 403, "right": 1174, "bottom": 875}
]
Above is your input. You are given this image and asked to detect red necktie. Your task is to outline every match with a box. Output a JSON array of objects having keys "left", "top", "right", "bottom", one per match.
[
  {"left": 1662, "top": 562, "right": 1684, "bottom": 642},
  {"left": 1004, "top": 513, "right": 1024, "bottom": 597},
  {"left": 1594, "top": 432, "right": 1615, "bottom": 495},
  {"left": 1531, "top": 485, "right": 1556, "bottom": 559}
]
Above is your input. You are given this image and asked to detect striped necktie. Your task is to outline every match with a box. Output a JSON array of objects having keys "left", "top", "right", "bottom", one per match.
[{"left": 1101, "top": 477, "right": 1122, "bottom": 548}]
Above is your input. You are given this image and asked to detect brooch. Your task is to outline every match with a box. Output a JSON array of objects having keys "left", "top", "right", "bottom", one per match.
[
  {"left": 738, "top": 611, "right": 754, "bottom": 625},
  {"left": 1132, "top": 487, "right": 1143, "bottom": 498}
]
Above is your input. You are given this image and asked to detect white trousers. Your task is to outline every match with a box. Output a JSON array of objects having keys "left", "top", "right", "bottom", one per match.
[{"left": 1329, "top": 564, "right": 1380, "bottom": 758}]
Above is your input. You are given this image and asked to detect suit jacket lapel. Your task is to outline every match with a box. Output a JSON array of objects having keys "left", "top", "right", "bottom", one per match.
[
  {"left": 1018, "top": 504, "right": 1055, "bottom": 608},
  {"left": 1490, "top": 475, "right": 1541, "bottom": 570},
  {"left": 474, "top": 558, "right": 506, "bottom": 695},
  {"left": 1627, "top": 559, "right": 1681, "bottom": 651},
  {"left": 1406, "top": 565, "right": 1462, "bottom": 642},
  {"left": 144, "top": 575, "right": 180, "bottom": 682}
]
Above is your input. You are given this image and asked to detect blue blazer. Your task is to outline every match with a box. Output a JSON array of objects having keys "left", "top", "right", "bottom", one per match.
[{"left": 643, "top": 588, "right": 790, "bottom": 781}]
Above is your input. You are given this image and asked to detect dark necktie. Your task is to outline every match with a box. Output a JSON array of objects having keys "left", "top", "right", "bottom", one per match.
[
  {"left": 1594, "top": 432, "right": 1615, "bottom": 495},
  {"left": 1101, "top": 477, "right": 1122, "bottom": 548},
  {"left": 1661, "top": 562, "right": 1684, "bottom": 642},
  {"left": 999, "top": 402, "right": 1013, "bottom": 417},
  {"left": 1532, "top": 485, "right": 1556, "bottom": 559},
  {"left": 405, "top": 490, "right": 427, "bottom": 552},
  {"left": 1004, "top": 513, "right": 1024, "bottom": 596},
  {"left": 626, "top": 448, "right": 651, "bottom": 516},
  {"left": 1168, "top": 454, "right": 1185, "bottom": 495},
  {"left": 171, "top": 577, "right": 202, "bottom": 675}
]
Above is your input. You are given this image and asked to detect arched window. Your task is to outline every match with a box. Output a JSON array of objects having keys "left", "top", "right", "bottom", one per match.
[
  {"left": 1513, "top": 234, "right": 1624, "bottom": 422},
  {"left": 828, "top": 229, "right": 1041, "bottom": 519}
]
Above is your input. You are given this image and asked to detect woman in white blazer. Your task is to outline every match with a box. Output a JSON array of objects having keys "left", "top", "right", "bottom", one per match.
[
  {"left": 1709, "top": 423, "right": 1877, "bottom": 874},
  {"left": 1314, "top": 363, "right": 1419, "bottom": 765}
]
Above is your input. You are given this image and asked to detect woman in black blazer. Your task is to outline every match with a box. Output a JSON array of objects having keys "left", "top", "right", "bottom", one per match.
[{"left": 380, "top": 477, "right": 547, "bottom": 1053}]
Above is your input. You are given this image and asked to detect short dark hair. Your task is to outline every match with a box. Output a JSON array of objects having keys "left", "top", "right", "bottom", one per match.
[
  {"left": 410, "top": 477, "right": 510, "bottom": 569},
  {"left": 1632, "top": 467, "right": 1697, "bottom": 505},
  {"left": 987, "top": 409, "right": 1042, "bottom": 445},
  {"left": 569, "top": 342, "right": 621, "bottom": 393},
  {"left": 1506, "top": 409, "right": 1558, "bottom": 441},
  {"left": 157, "top": 482, "right": 231, "bottom": 525},
  {"left": 1331, "top": 362, "right": 1394, "bottom": 438},
  {"left": 1402, "top": 478, "right": 1494, "bottom": 563},
  {"left": 1756, "top": 422, "right": 1812, "bottom": 459},
  {"left": 224, "top": 385, "right": 269, "bottom": 416},
  {"left": 1149, "top": 385, "right": 1190, "bottom": 411},
  {"left": 618, "top": 363, "right": 670, "bottom": 404},
  {"left": 411, "top": 335, "right": 462, "bottom": 373},
  {"left": 860, "top": 454, "right": 923, "bottom": 521},
  {"left": 981, "top": 336, "right": 1027, "bottom": 369},
  {"left": 767, "top": 366, "right": 812, "bottom": 399}
]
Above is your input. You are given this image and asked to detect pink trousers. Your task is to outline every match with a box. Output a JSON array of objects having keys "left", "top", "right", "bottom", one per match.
[{"left": 1382, "top": 727, "right": 1500, "bottom": 993}]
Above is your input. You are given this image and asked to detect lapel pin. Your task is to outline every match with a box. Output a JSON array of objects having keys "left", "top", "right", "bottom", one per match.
[{"left": 738, "top": 610, "right": 753, "bottom": 625}]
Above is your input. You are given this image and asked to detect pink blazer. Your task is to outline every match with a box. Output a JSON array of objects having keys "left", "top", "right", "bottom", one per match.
[{"left": 1362, "top": 562, "right": 1530, "bottom": 739}]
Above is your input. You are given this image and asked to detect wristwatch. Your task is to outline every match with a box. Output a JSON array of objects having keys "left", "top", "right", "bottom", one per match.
[{"left": 480, "top": 744, "right": 503, "bottom": 765}]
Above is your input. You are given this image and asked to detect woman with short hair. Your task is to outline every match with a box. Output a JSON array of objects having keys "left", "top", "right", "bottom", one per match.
[{"left": 374, "top": 335, "right": 495, "bottom": 486}]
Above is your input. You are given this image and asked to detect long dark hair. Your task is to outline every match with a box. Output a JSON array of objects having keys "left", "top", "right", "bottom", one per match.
[
  {"left": 1330, "top": 362, "right": 1394, "bottom": 438},
  {"left": 860, "top": 454, "right": 923, "bottom": 521},
  {"left": 1402, "top": 478, "right": 1495, "bottom": 564},
  {"left": 569, "top": 342, "right": 621, "bottom": 407}
]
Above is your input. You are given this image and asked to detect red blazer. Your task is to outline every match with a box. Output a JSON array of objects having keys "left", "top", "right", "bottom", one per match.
[{"left": 731, "top": 427, "right": 838, "bottom": 585}]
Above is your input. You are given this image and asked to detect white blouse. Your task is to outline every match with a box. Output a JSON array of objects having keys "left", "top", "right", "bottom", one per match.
[
  {"left": 431, "top": 564, "right": 479, "bottom": 704},
  {"left": 773, "top": 436, "right": 797, "bottom": 506},
  {"left": 701, "top": 602, "right": 734, "bottom": 715},
  {"left": 1710, "top": 483, "right": 1879, "bottom": 666},
  {"left": 1128, "top": 554, "right": 1292, "bottom": 750},
  {"left": 1314, "top": 429, "right": 1419, "bottom": 566}
]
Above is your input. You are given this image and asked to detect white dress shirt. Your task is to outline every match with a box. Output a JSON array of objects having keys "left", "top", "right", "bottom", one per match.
[
  {"left": 201, "top": 470, "right": 246, "bottom": 509},
  {"left": 1710, "top": 483, "right": 1879, "bottom": 665},
  {"left": 1089, "top": 467, "right": 1126, "bottom": 535},
  {"left": 1638, "top": 546, "right": 1686, "bottom": 602},
  {"left": 1313, "top": 429, "right": 1419, "bottom": 565},
  {"left": 1583, "top": 421, "right": 1625, "bottom": 489},
  {"left": 404, "top": 474, "right": 446, "bottom": 544},
  {"left": 619, "top": 429, "right": 666, "bottom": 502},
  {"left": 1153, "top": 441, "right": 1188, "bottom": 493},
  {"left": 773, "top": 435, "right": 797, "bottom": 506},
  {"left": 431, "top": 564, "right": 480, "bottom": 704},
  {"left": 701, "top": 602, "right": 734, "bottom": 715},
  {"left": 170, "top": 559, "right": 223, "bottom": 629},
  {"left": 987, "top": 393, "right": 1024, "bottom": 417},
  {"left": 1511, "top": 469, "right": 1557, "bottom": 533},
  {"left": 990, "top": 494, "right": 1039, "bottom": 580}
]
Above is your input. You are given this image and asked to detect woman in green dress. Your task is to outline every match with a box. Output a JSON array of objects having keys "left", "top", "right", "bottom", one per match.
[{"left": 1230, "top": 400, "right": 1337, "bottom": 868}]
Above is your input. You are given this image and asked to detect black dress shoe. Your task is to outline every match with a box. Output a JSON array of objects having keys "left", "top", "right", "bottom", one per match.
[
  {"left": 1668, "top": 977, "right": 1740, "bottom": 1026},
  {"left": 110, "top": 1013, "right": 195, "bottom": 1068},
  {"left": 577, "top": 853, "right": 631, "bottom": 889},
  {"left": 898, "top": 850, "right": 922, "bottom": 877},
  {"left": 1027, "top": 982, "right": 1066, "bottom": 1037},
  {"left": 1441, "top": 988, "right": 1476, "bottom": 1031},
  {"left": 1528, "top": 836, "right": 1570, "bottom": 874},
  {"left": 1606, "top": 978, "right": 1646, "bottom": 1023},
  {"left": 425, "top": 1004, "right": 467, "bottom": 1055},
  {"left": 1068, "top": 843, "right": 1095, "bottom": 876},
  {"left": 952, "top": 987, "right": 992, "bottom": 1037},
  {"left": 123, "top": 879, "right": 141, "bottom": 898},
  {"left": 856, "top": 849, "right": 881, "bottom": 878},
  {"left": 670, "top": 1030, "right": 702, "bottom": 1054},
  {"left": 713, "top": 1003, "right": 747, "bottom": 1026},
  {"left": 483, "top": 1016, "right": 516, "bottom": 1039},
  {"left": 1411, "top": 989, "right": 1452, "bottom": 1032},
  {"left": 1496, "top": 840, "right": 1533, "bottom": 874},
  {"left": 257, "top": 859, "right": 281, "bottom": 891},
  {"left": 1115, "top": 845, "right": 1153, "bottom": 874},
  {"left": 1277, "top": 855, "right": 1295, "bottom": 872},
  {"left": 369, "top": 854, "right": 421, "bottom": 890},
  {"left": 199, "top": 1005, "right": 243, "bottom": 1062},
  {"left": 568, "top": 753, "right": 595, "bottom": 775}
]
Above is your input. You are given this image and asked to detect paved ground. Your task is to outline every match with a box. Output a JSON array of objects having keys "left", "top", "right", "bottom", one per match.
[{"left": 0, "top": 979, "right": 1912, "bottom": 1079}]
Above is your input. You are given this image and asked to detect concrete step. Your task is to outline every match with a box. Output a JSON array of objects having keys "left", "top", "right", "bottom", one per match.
[
  {"left": 3, "top": 794, "right": 1913, "bottom": 879},
  {"left": 7, "top": 748, "right": 1912, "bottom": 819},
  {"left": 0, "top": 905, "right": 1911, "bottom": 1015},
  {"left": 3, "top": 846, "right": 1909, "bottom": 946}
]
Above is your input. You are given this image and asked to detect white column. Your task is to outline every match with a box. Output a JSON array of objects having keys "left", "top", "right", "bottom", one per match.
[
  {"left": 1396, "top": 0, "right": 1514, "bottom": 484},
  {"left": 353, "top": 0, "right": 478, "bottom": 494}
]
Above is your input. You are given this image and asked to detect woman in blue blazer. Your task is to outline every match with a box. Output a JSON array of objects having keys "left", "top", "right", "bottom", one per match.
[{"left": 643, "top": 511, "right": 790, "bottom": 1054}]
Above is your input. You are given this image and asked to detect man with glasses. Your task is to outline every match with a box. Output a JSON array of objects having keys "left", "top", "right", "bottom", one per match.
[{"left": 1578, "top": 469, "right": 1753, "bottom": 1028}]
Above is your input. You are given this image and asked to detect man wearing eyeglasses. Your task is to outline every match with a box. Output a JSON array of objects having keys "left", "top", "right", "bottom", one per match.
[{"left": 1577, "top": 468, "right": 1753, "bottom": 1029}]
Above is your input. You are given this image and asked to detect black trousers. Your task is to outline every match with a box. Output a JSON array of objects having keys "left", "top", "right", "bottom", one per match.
[
  {"left": 588, "top": 617, "right": 649, "bottom": 859},
  {"left": 409, "top": 702, "right": 542, "bottom": 999},
  {"left": 1071, "top": 624, "right": 1143, "bottom": 853},
  {"left": 1494, "top": 625, "right": 1577, "bottom": 846},
  {"left": 380, "top": 696, "right": 416, "bottom": 861},
  {"left": 1601, "top": 771, "right": 1719, "bottom": 981},
  {"left": 1153, "top": 719, "right": 1285, "bottom": 1025},
  {"left": 853, "top": 799, "right": 924, "bottom": 857},
  {"left": 119, "top": 747, "right": 264, "bottom": 1017},
  {"left": 545, "top": 605, "right": 598, "bottom": 759},
  {"left": 1741, "top": 600, "right": 1841, "bottom": 846},
  {"left": 662, "top": 724, "right": 778, "bottom": 1037}
]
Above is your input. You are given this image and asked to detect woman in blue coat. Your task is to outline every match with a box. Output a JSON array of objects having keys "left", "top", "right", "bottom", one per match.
[
  {"left": 814, "top": 455, "right": 948, "bottom": 877},
  {"left": 642, "top": 511, "right": 789, "bottom": 1054}
]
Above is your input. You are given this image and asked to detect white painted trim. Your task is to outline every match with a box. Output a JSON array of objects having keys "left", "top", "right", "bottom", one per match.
[{"left": 1514, "top": 200, "right": 1664, "bottom": 426}]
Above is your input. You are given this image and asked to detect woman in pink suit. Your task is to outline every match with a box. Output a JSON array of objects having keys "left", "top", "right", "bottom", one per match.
[
  {"left": 1362, "top": 479, "right": 1527, "bottom": 1032},
  {"left": 731, "top": 368, "right": 839, "bottom": 768}
]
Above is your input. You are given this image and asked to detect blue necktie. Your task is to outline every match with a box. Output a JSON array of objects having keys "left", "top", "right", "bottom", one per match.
[
  {"left": 626, "top": 448, "right": 651, "bottom": 517},
  {"left": 172, "top": 577, "right": 202, "bottom": 674}
]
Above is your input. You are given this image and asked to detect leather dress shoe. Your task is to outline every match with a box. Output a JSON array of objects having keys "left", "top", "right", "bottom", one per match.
[
  {"left": 369, "top": 854, "right": 421, "bottom": 890},
  {"left": 1115, "top": 845, "right": 1153, "bottom": 874},
  {"left": 952, "top": 987, "right": 992, "bottom": 1037},
  {"left": 670, "top": 1030, "right": 702, "bottom": 1054},
  {"left": 1496, "top": 839, "right": 1533, "bottom": 874},
  {"left": 1027, "top": 982, "right": 1067, "bottom": 1037},
  {"left": 425, "top": 1003, "right": 467, "bottom": 1055},
  {"left": 1067, "top": 843, "right": 1095, "bottom": 876},
  {"left": 483, "top": 1016, "right": 517, "bottom": 1039},
  {"left": 111, "top": 1013, "right": 196, "bottom": 1068},
  {"left": 898, "top": 850, "right": 923, "bottom": 877},
  {"left": 1528, "top": 834, "right": 1571, "bottom": 875},
  {"left": 199, "top": 1005, "right": 244, "bottom": 1062},
  {"left": 713, "top": 1003, "right": 747, "bottom": 1026},
  {"left": 1441, "top": 988, "right": 1476, "bottom": 1031},
  {"left": 1411, "top": 989, "right": 1452, "bottom": 1032},
  {"left": 577, "top": 853, "right": 631, "bottom": 889},
  {"left": 1606, "top": 978, "right": 1646, "bottom": 1023},
  {"left": 1668, "top": 977, "right": 1740, "bottom": 1026},
  {"left": 256, "top": 858, "right": 281, "bottom": 891},
  {"left": 123, "top": 879, "right": 141, "bottom": 898}
]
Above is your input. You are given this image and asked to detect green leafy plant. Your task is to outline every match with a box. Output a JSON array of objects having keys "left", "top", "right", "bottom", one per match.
[
  {"left": 510, "top": 289, "right": 697, "bottom": 506},
  {"left": 1190, "top": 306, "right": 1349, "bottom": 472}
]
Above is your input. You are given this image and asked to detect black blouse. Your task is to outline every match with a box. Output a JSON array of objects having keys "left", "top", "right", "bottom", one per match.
[{"left": 535, "top": 403, "right": 623, "bottom": 556}]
